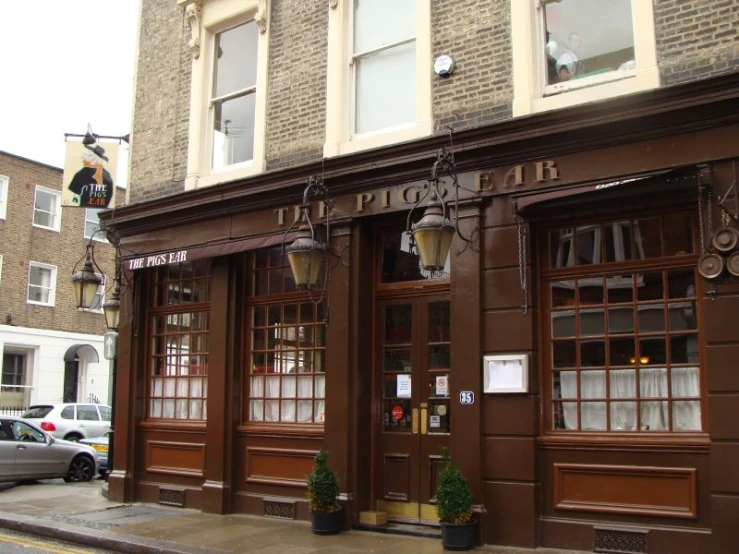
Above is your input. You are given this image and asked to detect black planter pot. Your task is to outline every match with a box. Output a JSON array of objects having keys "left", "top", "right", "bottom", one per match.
[
  {"left": 310, "top": 507, "right": 344, "bottom": 535},
  {"left": 440, "top": 520, "right": 476, "bottom": 551}
]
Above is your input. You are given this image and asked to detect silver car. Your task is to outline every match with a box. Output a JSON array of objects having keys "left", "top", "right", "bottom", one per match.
[
  {"left": 21, "top": 403, "right": 111, "bottom": 442},
  {"left": 0, "top": 416, "right": 99, "bottom": 482}
]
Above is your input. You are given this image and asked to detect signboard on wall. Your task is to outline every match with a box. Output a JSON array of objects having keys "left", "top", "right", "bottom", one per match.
[{"left": 62, "top": 140, "right": 119, "bottom": 208}]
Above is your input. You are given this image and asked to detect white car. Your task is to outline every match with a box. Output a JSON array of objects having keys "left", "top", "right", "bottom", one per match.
[
  {"left": 0, "top": 416, "right": 99, "bottom": 482},
  {"left": 21, "top": 403, "right": 111, "bottom": 442}
]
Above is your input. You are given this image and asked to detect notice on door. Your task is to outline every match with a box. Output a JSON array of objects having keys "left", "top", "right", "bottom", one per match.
[
  {"left": 436, "top": 375, "right": 449, "bottom": 396},
  {"left": 397, "top": 374, "right": 411, "bottom": 398}
]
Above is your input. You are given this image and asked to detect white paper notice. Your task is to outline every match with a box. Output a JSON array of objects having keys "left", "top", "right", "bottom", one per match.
[
  {"left": 397, "top": 374, "right": 411, "bottom": 398},
  {"left": 436, "top": 375, "right": 449, "bottom": 396},
  {"left": 488, "top": 360, "right": 523, "bottom": 390}
]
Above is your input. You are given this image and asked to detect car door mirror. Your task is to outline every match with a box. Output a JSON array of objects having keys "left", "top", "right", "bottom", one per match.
[{"left": 47, "top": 435, "right": 55, "bottom": 445}]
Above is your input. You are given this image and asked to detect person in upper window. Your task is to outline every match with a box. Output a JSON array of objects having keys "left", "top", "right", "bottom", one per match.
[{"left": 556, "top": 32, "right": 585, "bottom": 81}]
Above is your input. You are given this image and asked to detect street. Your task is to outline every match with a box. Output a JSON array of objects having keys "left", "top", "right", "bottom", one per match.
[{"left": 0, "top": 529, "right": 113, "bottom": 553}]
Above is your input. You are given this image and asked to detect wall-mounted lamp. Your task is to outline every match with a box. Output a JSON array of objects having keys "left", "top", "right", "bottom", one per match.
[
  {"left": 283, "top": 176, "right": 331, "bottom": 290},
  {"left": 406, "top": 147, "right": 475, "bottom": 272},
  {"left": 71, "top": 243, "right": 104, "bottom": 310},
  {"left": 102, "top": 265, "right": 122, "bottom": 331}
]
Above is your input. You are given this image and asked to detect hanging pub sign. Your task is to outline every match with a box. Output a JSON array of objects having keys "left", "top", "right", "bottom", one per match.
[{"left": 62, "top": 139, "right": 119, "bottom": 208}]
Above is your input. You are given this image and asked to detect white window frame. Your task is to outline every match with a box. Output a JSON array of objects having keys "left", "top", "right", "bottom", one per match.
[
  {"left": 27, "top": 262, "right": 57, "bottom": 307},
  {"left": 0, "top": 254, "right": 3, "bottom": 283},
  {"left": 181, "top": 0, "right": 270, "bottom": 190},
  {"left": 32, "top": 186, "right": 62, "bottom": 232},
  {"left": 511, "top": 0, "right": 659, "bottom": 117},
  {"left": 0, "top": 175, "right": 8, "bottom": 220},
  {"left": 84, "top": 208, "right": 107, "bottom": 242},
  {"left": 324, "top": 0, "right": 432, "bottom": 157}
]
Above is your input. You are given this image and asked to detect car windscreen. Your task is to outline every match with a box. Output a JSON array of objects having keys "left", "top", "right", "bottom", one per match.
[{"left": 21, "top": 406, "right": 53, "bottom": 418}]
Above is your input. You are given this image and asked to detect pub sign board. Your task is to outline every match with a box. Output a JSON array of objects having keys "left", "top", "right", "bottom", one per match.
[{"left": 62, "top": 140, "right": 119, "bottom": 208}]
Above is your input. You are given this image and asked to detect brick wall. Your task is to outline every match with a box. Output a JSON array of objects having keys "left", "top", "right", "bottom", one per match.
[
  {"left": 0, "top": 152, "right": 114, "bottom": 335},
  {"left": 432, "top": 0, "right": 512, "bottom": 132},
  {"left": 655, "top": 0, "right": 739, "bottom": 86},
  {"left": 128, "top": 0, "right": 190, "bottom": 204},
  {"left": 265, "top": 0, "right": 327, "bottom": 171}
]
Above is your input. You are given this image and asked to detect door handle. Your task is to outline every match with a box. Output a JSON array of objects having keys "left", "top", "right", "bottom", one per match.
[
  {"left": 16, "top": 445, "right": 26, "bottom": 450},
  {"left": 420, "top": 407, "right": 428, "bottom": 435},
  {"left": 412, "top": 408, "right": 419, "bottom": 434}
]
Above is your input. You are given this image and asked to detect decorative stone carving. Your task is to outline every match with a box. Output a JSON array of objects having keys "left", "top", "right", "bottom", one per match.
[
  {"left": 256, "top": 0, "right": 268, "bottom": 34},
  {"left": 184, "top": 0, "right": 203, "bottom": 59},
  {"left": 329, "top": 0, "right": 339, "bottom": 8}
]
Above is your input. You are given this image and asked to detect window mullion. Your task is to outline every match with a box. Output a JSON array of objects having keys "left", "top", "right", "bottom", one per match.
[
  {"left": 351, "top": 36, "right": 415, "bottom": 63},
  {"left": 210, "top": 86, "right": 256, "bottom": 105}
]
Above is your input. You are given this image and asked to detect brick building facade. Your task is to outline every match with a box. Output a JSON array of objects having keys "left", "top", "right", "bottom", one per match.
[
  {"left": 105, "top": 1, "right": 739, "bottom": 551},
  {"left": 0, "top": 151, "right": 116, "bottom": 409}
]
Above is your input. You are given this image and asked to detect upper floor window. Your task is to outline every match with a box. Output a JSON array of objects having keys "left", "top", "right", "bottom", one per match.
[
  {"left": 84, "top": 208, "right": 106, "bottom": 241},
  {"left": 33, "top": 186, "right": 61, "bottom": 231},
  {"left": 27, "top": 262, "right": 57, "bottom": 306},
  {"left": 0, "top": 175, "right": 8, "bottom": 220},
  {"left": 511, "top": 0, "right": 659, "bottom": 116},
  {"left": 211, "top": 21, "right": 258, "bottom": 170},
  {"left": 184, "top": 0, "right": 269, "bottom": 189},
  {"left": 324, "top": 0, "right": 432, "bottom": 156}
]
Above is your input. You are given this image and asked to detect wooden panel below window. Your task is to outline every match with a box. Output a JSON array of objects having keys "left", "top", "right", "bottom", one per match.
[
  {"left": 245, "top": 447, "right": 315, "bottom": 487},
  {"left": 146, "top": 441, "right": 205, "bottom": 477},
  {"left": 553, "top": 463, "right": 697, "bottom": 518},
  {"left": 383, "top": 453, "right": 411, "bottom": 501}
]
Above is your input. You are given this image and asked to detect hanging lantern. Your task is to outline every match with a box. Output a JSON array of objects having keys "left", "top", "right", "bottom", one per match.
[
  {"left": 103, "top": 279, "right": 121, "bottom": 331},
  {"left": 71, "top": 245, "right": 104, "bottom": 309},
  {"left": 411, "top": 187, "right": 455, "bottom": 272},
  {"left": 286, "top": 223, "right": 327, "bottom": 289}
]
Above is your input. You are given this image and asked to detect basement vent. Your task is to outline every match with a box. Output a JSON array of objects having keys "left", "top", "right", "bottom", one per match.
[
  {"left": 263, "top": 499, "right": 296, "bottom": 519},
  {"left": 159, "top": 487, "right": 186, "bottom": 507},
  {"left": 595, "top": 527, "right": 648, "bottom": 554}
]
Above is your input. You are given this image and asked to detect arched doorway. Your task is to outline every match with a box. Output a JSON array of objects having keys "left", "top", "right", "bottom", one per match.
[{"left": 63, "top": 344, "right": 100, "bottom": 403}]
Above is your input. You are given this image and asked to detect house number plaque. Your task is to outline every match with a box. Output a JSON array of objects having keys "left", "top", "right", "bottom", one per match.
[{"left": 459, "top": 391, "right": 475, "bottom": 405}]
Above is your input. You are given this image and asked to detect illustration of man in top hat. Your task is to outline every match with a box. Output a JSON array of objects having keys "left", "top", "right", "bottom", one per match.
[{"left": 67, "top": 142, "right": 114, "bottom": 207}]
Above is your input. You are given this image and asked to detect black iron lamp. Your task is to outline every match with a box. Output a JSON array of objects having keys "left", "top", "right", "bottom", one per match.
[
  {"left": 406, "top": 147, "right": 473, "bottom": 272},
  {"left": 71, "top": 244, "right": 104, "bottom": 310},
  {"left": 283, "top": 176, "right": 331, "bottom": 289}
]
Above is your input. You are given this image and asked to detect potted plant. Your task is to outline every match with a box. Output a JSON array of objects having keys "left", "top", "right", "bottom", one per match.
[
  {"left": 435, "top": 447, "right": 476, "bottom": 551},
  {"left": 306, "top": 449, "right": 343, "bottom": 535}
]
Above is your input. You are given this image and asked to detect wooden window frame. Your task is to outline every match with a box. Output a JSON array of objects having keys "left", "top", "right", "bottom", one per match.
[{"left": 539, "top": 209, "right": 708, "bottom": 445}]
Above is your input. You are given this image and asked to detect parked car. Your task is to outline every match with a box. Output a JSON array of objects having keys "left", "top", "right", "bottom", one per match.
[
  {"left": 21, "top": 403, "right": 111, "bottom": 442},
  {"left": 80, "top": 433, "right": 109, "bottom": 477},
  {"left": 0, "top": 415, "right": 99, "bottom": 482}
]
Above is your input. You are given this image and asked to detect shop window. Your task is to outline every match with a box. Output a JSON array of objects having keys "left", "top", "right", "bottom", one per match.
[
  {"left": 511, "top": 0, "right": 658, "bottom": 116},
  {"left": 33, "top": 186, "right": 61, "bottom": 231},
  {"left": 184, "top": 0, "right": 269, "bottom": 189},
  {"left": 0, "top": 175, "right": 8, "bottom": 220},
  {"left": 247, "top": 246, "right": 326, "bottom": 424},
  {"left": 148, "top": 261, "right": 211, "bottom": 421},
  {"left": 1, "top": 353, "right": 31, "bottom": 409},
  {"left": 324, "top": 0, "right": 432, "bottom": 156},
  {"left": 545, "top": 213, "right": 702, "bottom": 434},
  {"left": 27, "top": 262, "right": 57, "bottom": 306}
]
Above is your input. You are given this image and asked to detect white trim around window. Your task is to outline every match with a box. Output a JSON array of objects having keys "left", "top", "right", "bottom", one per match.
[
  {"left": 324, "top": 0, "right": 432, "bottom": 158},
  {"left": 27, "top": 262, "right": 57, "bottom": 307},
  {"left": 0, "top": 175, "right": 8, "bottom": 220},
  {"left": 183, "top": 0, "right": 269, "bottom": 190},
  {"left": 511, "top": 0, "right": 659, "bottom": 117},
  {"left": 32, "top": 185, "right": 62, "bottom": 232}
]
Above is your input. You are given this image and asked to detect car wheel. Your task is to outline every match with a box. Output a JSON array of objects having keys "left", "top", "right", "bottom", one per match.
[
  {"left": 64, "top": 434, "right": 82, "bottom": 442},
  {"left": 64, "top": 456, "right": 94, "bottom": 483}
]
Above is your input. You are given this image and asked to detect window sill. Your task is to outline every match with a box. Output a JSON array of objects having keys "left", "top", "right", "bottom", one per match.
[
  {"left": 513, "top": 67, "right": 659, "bottom": 118},
  {"left": 140, "top": 420, "right": 207, "bottom": 432},
  {"left": 190, "top": 158, "right": 266, "bottom": 190},
  {"left": 324, "top": 118, "right": 433, "bottom": 158},
  {"left": 238, "top": 422, "right": 324, "bottom": 437},
  {"left": 26, "top": 300, "right": 55, "bottom": 308},
  {"left": 539, "top": 432, "right": 710, "bottom": 453},
  {"left": 32, "top": 224, "right": 60, "bottom": 233}
]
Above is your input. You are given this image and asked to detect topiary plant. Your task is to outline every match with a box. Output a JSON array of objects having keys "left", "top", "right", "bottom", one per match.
[
  {"left": 306, "top": 450, "right": 341, "bottom": 513},
  {"left": 435, "top": 446, "right": 473, "bottom": 524}
]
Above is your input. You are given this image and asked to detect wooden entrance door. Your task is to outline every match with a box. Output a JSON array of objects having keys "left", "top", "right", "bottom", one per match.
[{"left": 375, "top": 296, "right": 451, "bottom": 524}]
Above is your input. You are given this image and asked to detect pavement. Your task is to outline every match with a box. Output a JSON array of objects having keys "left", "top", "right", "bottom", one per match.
[{"left": 0, "top": 479, "right": 588, "bottom": 554}]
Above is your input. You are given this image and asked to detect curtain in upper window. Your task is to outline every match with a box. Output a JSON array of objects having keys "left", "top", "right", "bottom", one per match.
[{"left": 353, "top": 0, "right": 416, "bottom": 134}]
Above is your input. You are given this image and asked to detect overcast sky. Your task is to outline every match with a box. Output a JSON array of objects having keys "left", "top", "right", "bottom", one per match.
[{"left": 0, "top": 2, "right": 140, "bottom": 171}]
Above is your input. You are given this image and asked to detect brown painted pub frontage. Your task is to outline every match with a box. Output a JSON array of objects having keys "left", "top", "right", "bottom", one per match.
[{"left": 103, "top": 76, "right": 739, "bottom": 553}]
